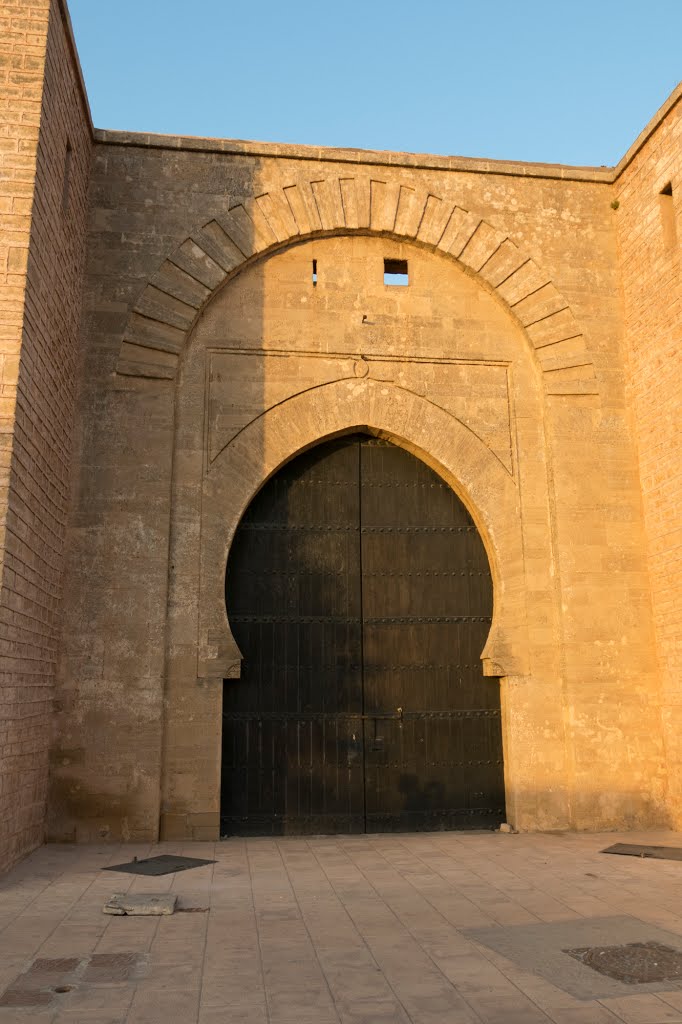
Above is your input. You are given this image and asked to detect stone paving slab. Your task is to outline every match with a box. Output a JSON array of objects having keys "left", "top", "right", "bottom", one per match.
[{"left": 0, "top": 831, "right": 681, "bottom": 1023}]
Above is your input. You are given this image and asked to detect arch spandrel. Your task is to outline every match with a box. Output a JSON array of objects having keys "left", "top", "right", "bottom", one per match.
[
  {"left": 198, "top": 380, "right": 529, "bottom": 684},
  {"left": 115, "top": 174, "right": 599, "bottom": 398}
]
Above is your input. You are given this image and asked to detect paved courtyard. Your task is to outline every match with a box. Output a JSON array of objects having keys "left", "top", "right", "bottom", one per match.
[{"left": 1, "top": 831, "right": 682, "bottom": 1023}]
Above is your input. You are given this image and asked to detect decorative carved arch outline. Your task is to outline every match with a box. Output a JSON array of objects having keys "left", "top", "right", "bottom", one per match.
[
  {"left": 198, "top": 379, "right": 529, "bottom": 682},
  {"left": 116, "top": 175, "right": 598, "bottom": 397}
]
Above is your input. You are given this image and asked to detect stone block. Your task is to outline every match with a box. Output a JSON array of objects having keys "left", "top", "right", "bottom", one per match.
[{"left": 103, "top": 893, "right": 177, "bottom": 916}]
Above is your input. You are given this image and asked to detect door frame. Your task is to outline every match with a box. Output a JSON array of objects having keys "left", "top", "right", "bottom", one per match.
[{"left": 164, "top": 378, "right": 531, "bottom": 840}]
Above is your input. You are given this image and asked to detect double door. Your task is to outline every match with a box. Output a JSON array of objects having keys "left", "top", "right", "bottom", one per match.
[{"left": 222, "top": 435, "right": 505, "bottom": 835}]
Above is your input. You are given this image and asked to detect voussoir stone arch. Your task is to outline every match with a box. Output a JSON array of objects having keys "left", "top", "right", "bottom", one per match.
[
  {"left": 198, "top": 378, "right": 529, "bottom": 684},
  {"left": 116, "top": 175, "right": 598, "bottom": 397}
]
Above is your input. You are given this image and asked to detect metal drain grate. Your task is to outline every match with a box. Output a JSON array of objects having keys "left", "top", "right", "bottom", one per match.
[
  {"left": 602, "top": 843, "right": 682, "bottom": 862},
  {"left": 564, "top": 941, "right": 682, "bottom": 984},
  {"left": 0, "top": 953, "right": 146, "bottom": 1008},
  {"left": 83, "top": 953, "right": 140, "bottom": 983},
  {"left": 103, "top": 854, "right": 216, "bottom": 876}
]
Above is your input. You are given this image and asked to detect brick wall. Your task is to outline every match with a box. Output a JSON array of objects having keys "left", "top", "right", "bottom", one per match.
[
  {"left": 615, "top": 90, "right": 682, "bottom": 823},
  {"left": 0, "top": 0, "right": 91, "bottom": 870}
]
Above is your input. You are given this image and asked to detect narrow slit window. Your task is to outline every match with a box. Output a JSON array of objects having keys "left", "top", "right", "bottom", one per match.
[
  {"left": 62, "top": 139, "right": 72, "bottom": 213},
  {"left": 659, "top": 182, "right": 676, "bottom": 249},
  {"left": 384, "top": 258, "right": 409, "bottom": 286},
  {"left": 312, "top": 259, "right": 317, "bottom": 285}
]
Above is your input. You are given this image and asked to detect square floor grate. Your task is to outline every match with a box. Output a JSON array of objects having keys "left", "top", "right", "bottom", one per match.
[
  {"left": 83, "top": 953, "right": 140, "bottom": 983},
  {"left": 564, "top": 941, "right": 682, "bottom": 984},
  {"left": 0, "top": 956, "right": 81, "bottom": 1006},
  {"left": 0, "top": 953, "right": 145, "bottom": 1008},
  {"left": 602, "top": 843, "right": 682, "bottom": 862},
  {"left": 103, "top": 854, "right": 216, "bottom": 876}
]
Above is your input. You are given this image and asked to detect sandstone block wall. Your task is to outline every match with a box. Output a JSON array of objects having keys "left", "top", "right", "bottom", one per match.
[
  {"left": 48, "top": 133, "right": 667, "bottom": 843},
  {"left": 0, "top": 2, "right": 50, "bottom": 580},
  {"left": 0, "top": 0, "right": 91, "bottom": 870},
  {"left": 615, "top": 87, "right": 682, "bottom": 824}
]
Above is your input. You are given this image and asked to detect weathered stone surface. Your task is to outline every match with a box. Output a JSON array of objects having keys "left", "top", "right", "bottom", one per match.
[{"left": 103, "top": 893, "right": 177, "bottom": 916}]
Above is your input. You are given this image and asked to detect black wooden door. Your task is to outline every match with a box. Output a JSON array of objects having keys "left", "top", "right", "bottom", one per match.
[
  {"left": 222, "top": 435, "right": 505, "bottom": 836},
  {"left": 222, "top": 439, "right": 365, "bottom": 835}
]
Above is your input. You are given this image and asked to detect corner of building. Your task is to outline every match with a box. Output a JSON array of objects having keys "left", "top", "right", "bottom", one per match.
[
  {"left": 613, "top": 82, "right": 682, "bottom": 827},
  {"left": 0, "top": 0, "right": 93, "bottom": 871}
]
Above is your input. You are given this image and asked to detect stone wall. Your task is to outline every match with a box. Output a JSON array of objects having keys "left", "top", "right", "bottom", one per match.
[
  {"left": 48, "top": 134, "right": 667, "bottom": 842},
  {"left": 0, "top": 0, "right": 91, "bottom": 869},
  {"left": 0, "top": 2, "right": 50, "bottom": 586},
  {"left": 615, "top": 87, "right": 682, "bottom": 824}
]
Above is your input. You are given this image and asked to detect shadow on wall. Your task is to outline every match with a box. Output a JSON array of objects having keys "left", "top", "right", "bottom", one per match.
[{"left": 50, "top": 154, "right": 272, "bottom": 845}]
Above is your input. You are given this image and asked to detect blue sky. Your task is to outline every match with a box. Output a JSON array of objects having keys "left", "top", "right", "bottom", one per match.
[{"left": 68, "top": 0, "right": 681, "bottom": 167}]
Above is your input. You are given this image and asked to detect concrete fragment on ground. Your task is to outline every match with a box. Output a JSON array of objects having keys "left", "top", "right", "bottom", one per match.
[{"left": 103, "top": 893, "right": 177, "bottom": 916}]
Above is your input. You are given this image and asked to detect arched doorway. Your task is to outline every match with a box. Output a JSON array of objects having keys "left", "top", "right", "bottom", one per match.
[{"left": 222, "top": 434, "right": 505, "bottom": 835}]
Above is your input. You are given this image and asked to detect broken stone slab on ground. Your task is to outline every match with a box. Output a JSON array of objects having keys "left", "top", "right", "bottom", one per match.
[{"left": 103, "top": 893, "right": 177, "bottom": 916}]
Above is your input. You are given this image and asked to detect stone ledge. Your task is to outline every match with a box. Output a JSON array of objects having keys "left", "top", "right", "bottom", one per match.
[{"left": 92, "top": 128, "right": 615, "bottom": 183}]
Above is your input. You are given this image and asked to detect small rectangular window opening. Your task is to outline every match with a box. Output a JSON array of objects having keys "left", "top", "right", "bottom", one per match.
[
  {"left": 384, "top": 258, "right": 409, "bottom": 286},
  {"left": 62, "top": 139, "right": 73, "bottom": 213},
  {"left": 312, "top": 259, "right": 317, "bottom": 285},
  {"left": 659, "top": 182, "right": 676, "bottom": 250}
]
